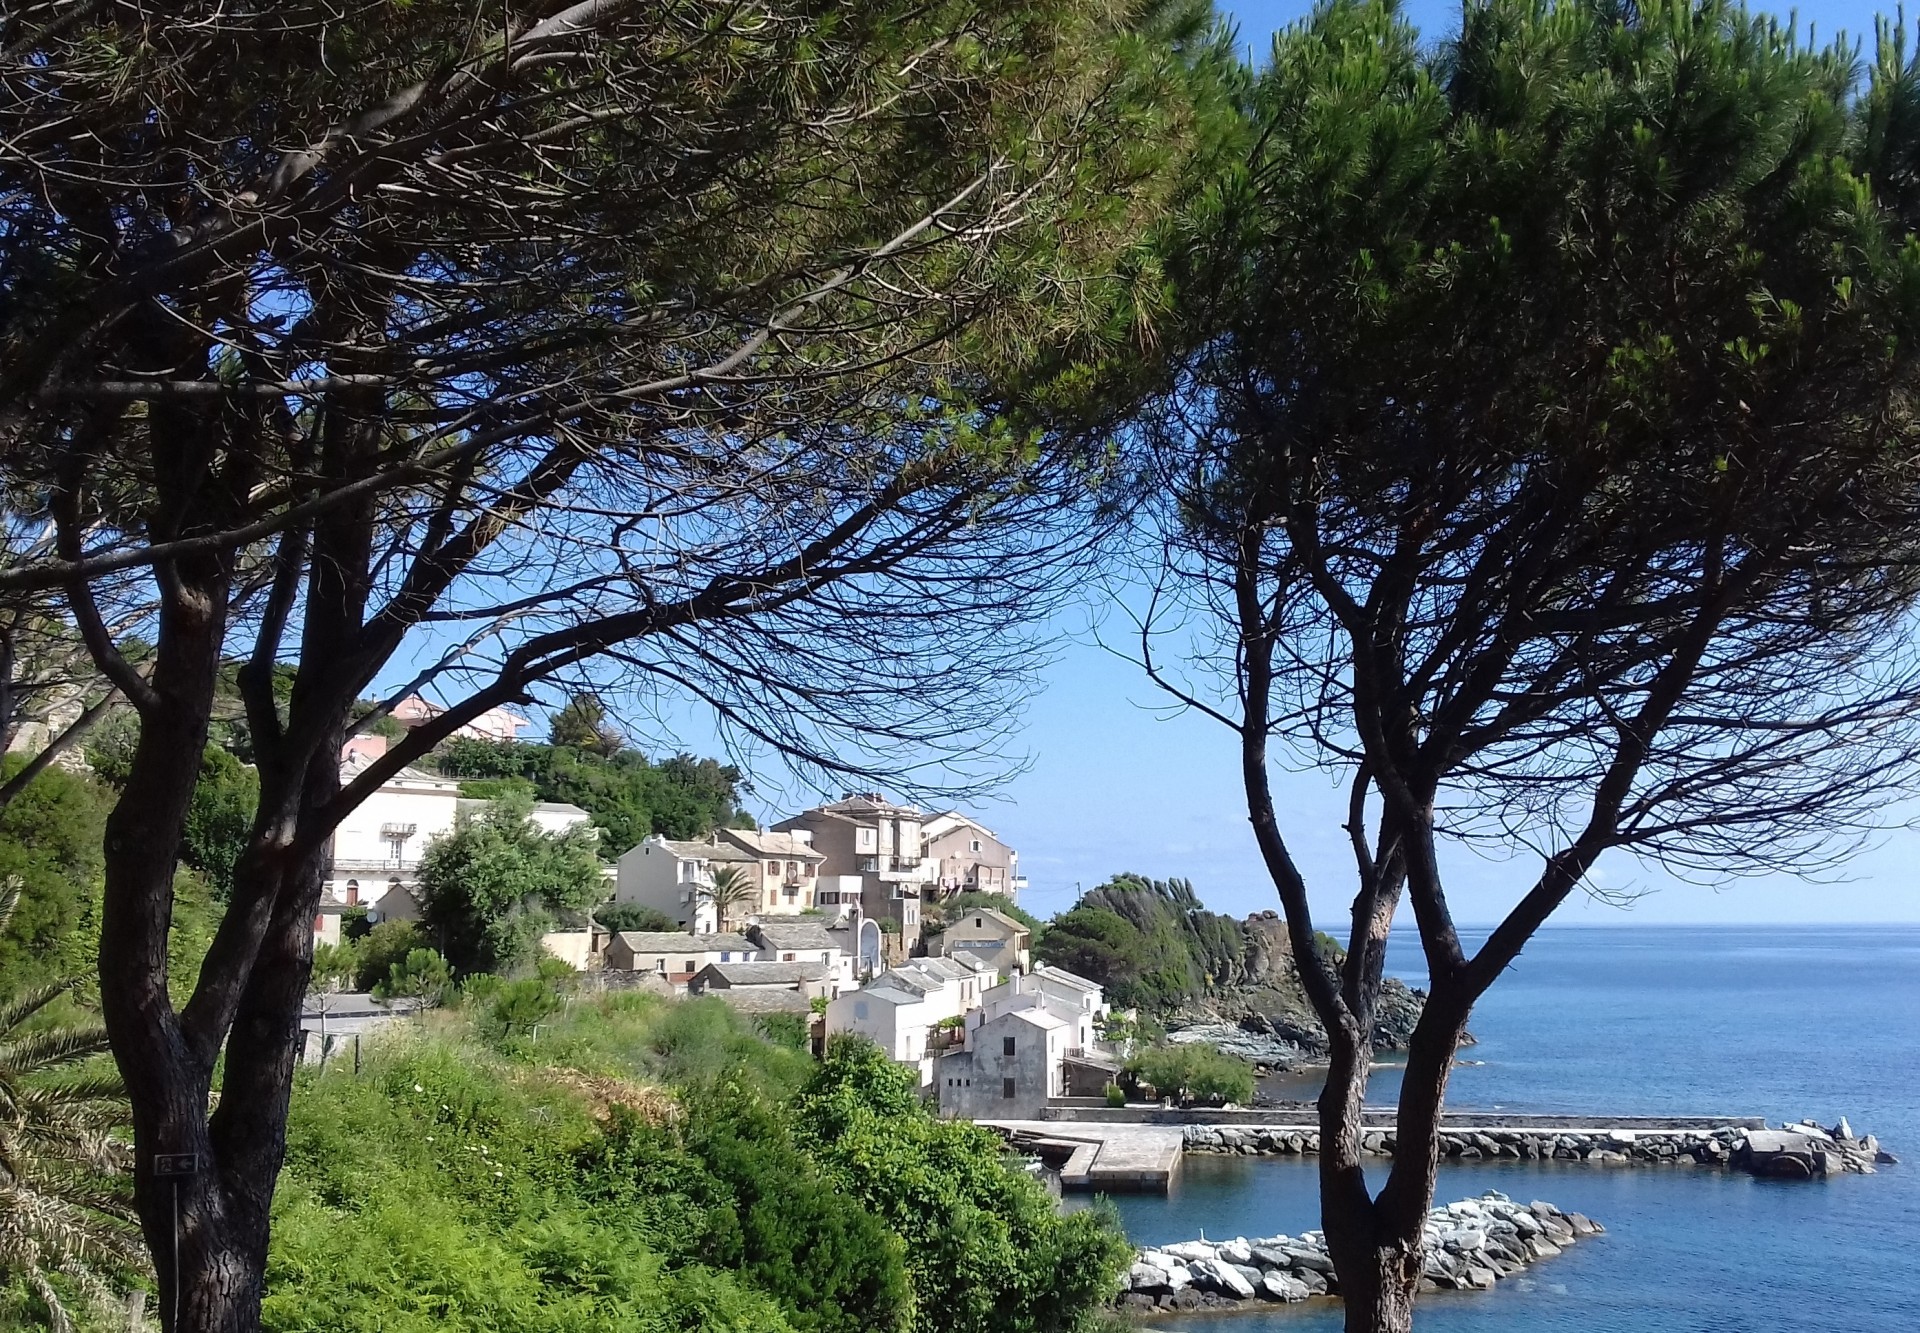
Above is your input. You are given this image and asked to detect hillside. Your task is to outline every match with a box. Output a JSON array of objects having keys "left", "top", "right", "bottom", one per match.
[{"left": 1032, "top": 874, "right": 1430, "bottom": 1066}]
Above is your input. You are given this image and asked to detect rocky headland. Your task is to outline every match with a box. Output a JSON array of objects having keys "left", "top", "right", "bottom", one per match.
[
  {"left": 1162, "top": 911, "right": 1449, "bottom": 1068},
  {"left": 1118, "top": 1192, "right": 1600, "bottom": 1313}
]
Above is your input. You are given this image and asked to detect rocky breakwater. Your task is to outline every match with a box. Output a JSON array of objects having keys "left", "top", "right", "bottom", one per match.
[
  {"left": 1181, "top": 1117, "right": 1896, "bottom": 1175},
  {"left": 1118, "top": 1192, "right": 1600, "bottom": 1313}
]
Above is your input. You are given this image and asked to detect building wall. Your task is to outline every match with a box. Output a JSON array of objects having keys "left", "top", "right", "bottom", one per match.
[
  {"left": 934, "top": 912, "right": 1030, "bottom": 975},
  {"left": 925, "top": 824, "right": 1019, "bottom": 898},
  {"left": 539, "top": 930, "right": 593, "bottom": 970},
  {"left": 612, "top": 842, "right": 717, "bottom": 932},
  {"left": 775, "top": 809, "right": 932, "bottom": 958},
  {"left": 936, "top": 1013, "right": 1062, "bottom": 1119},
  {"left": 328, "top": 779, "right": 460, "bottom": 876}
]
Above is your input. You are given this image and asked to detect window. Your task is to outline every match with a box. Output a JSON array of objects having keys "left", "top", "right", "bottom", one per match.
[
  {"left": 857, "top": 856, "right": 877, "bottom": 872},
  {"left": 682, "top": 960, "right": 695, "bottom": 973},
  {"left": 767, "top": 860, "right": 780, "bottom": 874},
  {"left": 782, "top": 952, "right": 795, "bottom": 962},
  {"left": 345, "top": 880, "right": 359, "bottom": 906},
  {"left": 1002, "top": 1036, "right": 1016, "bottom": 1057},
  {"left": 1002, "top": 1078, "right": 1016, "bottom": 1100},
  {"left": 385, "top": 834, "right": 406, "bottom": 861},
  {"left": 805, "top": 862, "right": 815, "bottom": 877},
  {"left": 855, "top": 1000, "right": 869, "bottom": 1019},
  {"left": 975, "top": 917, "right": 983, "bottom": 927},
  {"left": 970, "top": 839, "right": 981, "bottom": 852}
]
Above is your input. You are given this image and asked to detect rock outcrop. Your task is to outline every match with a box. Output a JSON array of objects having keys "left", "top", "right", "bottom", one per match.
[{"left": 1116, "top": 1193, "right": 1600, "bottom": 1312}]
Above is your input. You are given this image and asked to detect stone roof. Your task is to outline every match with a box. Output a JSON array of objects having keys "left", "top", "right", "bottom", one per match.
[
  {"left": 753, "top": 920, "right": 839, "bottom": 952},
  {"left": 651, "top": 836, "right": 758, "bottom": 863},
  {"left": 611, "top": 931, "right": 753, "bottom": 954},
  {"left": 704, "top": 988, "right": 813, "bottom": 1015},
  {"left": 1031, "top": 963, "right": 1102, "bottom": 993},
  {"left": 697, "top": 961, "right": 826, "bottom": 987},
  {"left": 720, "top": 828, "right": 824, "bottom": 860}
]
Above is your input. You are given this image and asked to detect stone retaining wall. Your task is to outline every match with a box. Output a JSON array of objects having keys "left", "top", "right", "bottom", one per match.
[{"left": 1182, "top": 1119, "right": 1892, "bottom": 1174}]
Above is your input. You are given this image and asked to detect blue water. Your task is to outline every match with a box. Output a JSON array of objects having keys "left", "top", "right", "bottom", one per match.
[{"left": 1090, "top": 926, "right": 1920, "bottom": 1331}]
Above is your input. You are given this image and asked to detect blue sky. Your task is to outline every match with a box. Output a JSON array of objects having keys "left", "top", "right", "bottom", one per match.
[
  {"left": 915, "top": 0, "right": 1920, "bottom": 929},
  {"left": 584, "top": 1, "right": 1920, "bottom": 928}
]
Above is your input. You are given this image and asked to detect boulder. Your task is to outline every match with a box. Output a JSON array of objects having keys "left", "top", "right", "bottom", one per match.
[
  {"left": 1260, "top": 1272, "right": 1311, "bottom": 1302},
  {"left": 1217, "top": 1239, "right": 1254, "bottom": 1266},
  {"left": 1287, "top": 1249, "right": 1335, "bottom": 1274},
  {"left": 1296, "top": 1269, "right": 1330, "bottom": 1295},
  {"left": 1231, "top": 1264, "right": 1266, "bottom": 1290},
  {"left": 1461, "top": 1266, "right": 1499, "bottom": 1291},
  {"left": 1195, "top": 1258, "right": 1256, "bottom": 1299},
  {"left": 1127, "top": 1263, "right": 1169, "bottom": 1292},
  {"left": 1250, "top": 1246, "right": 1293, "bottom": 1271},
  {"left": 1161, "top": 1240, "right": 1217, "bottom": 1263}
]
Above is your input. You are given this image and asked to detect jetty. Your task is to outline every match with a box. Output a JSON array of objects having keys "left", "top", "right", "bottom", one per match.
[
  {"left": 984, "top": 1105, "right": 1893, "bottom": 1193},
  {"left": 980, "top": 1120, "right": 1185, "bottom": 1192}
]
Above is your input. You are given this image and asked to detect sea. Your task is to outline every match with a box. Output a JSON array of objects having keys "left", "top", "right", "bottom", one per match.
[{"left": 1077, "top": 925, "right": 1920, "bottom": 1332}]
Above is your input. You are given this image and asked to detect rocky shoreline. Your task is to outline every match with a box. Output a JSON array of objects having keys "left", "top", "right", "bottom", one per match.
[
  {"left": 1118, "top": 1192, "right": 1600, "bottom": 1313},
  {"left": 1165, "top": 973, "right": 1440, "bottom": 1069},
  {"left": 1181, "top": 1116, "right": 1895, "bottom": 1176}
]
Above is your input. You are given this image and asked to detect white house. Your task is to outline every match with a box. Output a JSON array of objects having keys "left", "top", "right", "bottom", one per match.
[
  {"left": 969, "top": 963, "right": 1106, "bottom": 1054},
  {"left": 612, "top": 835, "right": 759, "bottom": 932},
  {"left": 327, "top": 737, "right": 593, "bottom": 920},
  {"left": 824, "top": 955, "right": 995, "bottom": 1085},
  {"left": 325, "top": 745, "right": 465, "bottom": 911}
]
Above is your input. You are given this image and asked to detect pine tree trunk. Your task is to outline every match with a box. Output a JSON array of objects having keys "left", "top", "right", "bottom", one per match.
[{"left": 1317, "top": 985, "right": 1474, "bottom": 1333}]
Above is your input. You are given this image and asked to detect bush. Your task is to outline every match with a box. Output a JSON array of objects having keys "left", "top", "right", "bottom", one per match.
[
  {"left": 797, "top": 1039, "right": 1133, "bottom": 1333},
  {"left": 595, "top": 901, "right": 679, "bottom": 933},
  {"left": 483, "top": 977, "right": 564, "bottom": 1040},
  {"left": 1104, "top": 1083, "right": 1126, "bottom": 1108},
  {"left": 1126, "top": 1043, "right": 1256, "bottom": 1105},
  {"left": 353, "top": 920, "right": 427, "bottom": 992},
  {"left": 373, "top": 948, "right": 451, "bottom": 1005}
]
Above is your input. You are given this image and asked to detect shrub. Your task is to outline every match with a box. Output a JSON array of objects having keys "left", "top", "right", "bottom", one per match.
[
  {"left": 1104, "top": 1083, "right": 1126, "bottom": 1108},
  {"left": 353, "top": 920, "right": 427, "bottom": 992},
  {"left": 1126, "top": 1043, "right": 1256, "bottom": 1105},
  {"left": 374, "top": 948, "right": 451, "bottom": 1005}
]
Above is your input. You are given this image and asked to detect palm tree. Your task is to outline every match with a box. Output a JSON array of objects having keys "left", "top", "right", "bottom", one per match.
[
  {"left": 0, "top": 880, "right": 145, "bottom": 1333},
  {"left": 702, "top": 864, "right": 758, "bottom": 934}
]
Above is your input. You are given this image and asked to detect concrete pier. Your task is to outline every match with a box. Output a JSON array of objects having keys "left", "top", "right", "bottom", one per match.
[{"left": 981, "top": 1120, "right": 1185, "bottom": 1192}]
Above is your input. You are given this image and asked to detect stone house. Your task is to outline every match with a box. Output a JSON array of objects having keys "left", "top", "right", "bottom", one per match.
[
  {"left": 715, "top": 827, "right": 828, "bottom": 916},
  {"left": 926, "top": 905, "right": 1031, "bottom": 978},
  {"left": 969, "top": 964, "right": 1107, "bottom": 1055},
  {"left": 688, "top": 959, "right": 831, "bottom": 1001},
  {"left": 603, "top": 931, "right": 758, "bottom": 986},
  {"left": 747, "top": 919, "right": 849, "bottom": 995},
  {"left": 920, "top": 813, "right": 1026, "bottom": 900},
  {"left": 936, "top": 1006, "right": 1071, "bottom": 1119}
]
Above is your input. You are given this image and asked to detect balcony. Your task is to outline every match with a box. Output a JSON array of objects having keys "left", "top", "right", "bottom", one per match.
[{"left": 379, "top": 822, "right": 418, "bottom": 839}]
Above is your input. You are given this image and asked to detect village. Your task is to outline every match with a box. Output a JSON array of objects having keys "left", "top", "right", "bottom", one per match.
[{"left": 301, "top": 701, "right": 1118, "bottom": 1122}]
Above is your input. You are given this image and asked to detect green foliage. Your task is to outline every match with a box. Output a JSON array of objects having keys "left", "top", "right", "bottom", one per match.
[
  {"left": 0, "top": 758, "right": 109, "bottom": 992},
  {"left": 374, "top": 949, "right": 452, "bottom": 1005},
  {"left": 595, "top": 902, "right": 679, "bottom": 934},
  {"left": 754, "top": 1012, "right": 811, "bottom": 1052},
  {"left": 1104, "top": 1084, "right": 1127, "bottom": 1108},
  {"left": 266, "top": 994, "right": 1126, "bottom": 1333},
  {"left": 703, "top": 864, "right": 757, "bottom": 933},
  {"left": 435, "top": 739, "right": 744, "bottom": 850},
  {"left": 1126, "top": 1043, "right": 1255, "bottom": 1106},
  {"left": 310, "top": 942, "right": 358, "bottom": 991},
  {"left": 681, "top": 1085, "right": 911, "bottom": 1333},
  {"left": 417, "top": 793, "right": 602, "bottom": 975},
  {"left": 354, "top": 921, "right": 428, "bottom": 993},
  {"left": 482, "top": 978, "right": 564, "bottom": 1041},
  {"left": 265, "top": 1042, "right": 794, "bottom": 1333},
  {"left": 547, "top": 694, "right": 624, "bottom": 757},
  {"left": 796, "top": 1038, "right": 1133, "bottom": 1333},
  {"left": 181, "top": 745, "right": 259, "bottom": 900},
  {"left": 1034, "top": 874, "right": 1247, "bottom": 1012}
]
